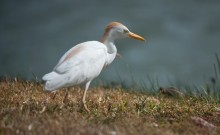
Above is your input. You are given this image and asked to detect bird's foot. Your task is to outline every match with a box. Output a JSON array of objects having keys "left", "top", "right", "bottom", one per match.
[
  {"left": 116, "top": 53, "right": 122, "bottom": 59},
  {"left": 51, "top": 92, "right": 57, "bottom": 100},
  {"left": 62, "top": 90, "right": 69, "bottom": 103},
  {"left": 82, "top": 101, "right": 90, "bottom": 113}
]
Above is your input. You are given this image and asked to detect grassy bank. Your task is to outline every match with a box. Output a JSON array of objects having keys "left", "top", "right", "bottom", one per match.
[{"left": 0, "top": 78, "right": 220, "bottom": 135}]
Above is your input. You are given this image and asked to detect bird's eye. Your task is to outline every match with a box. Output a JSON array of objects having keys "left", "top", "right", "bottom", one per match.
[{"left": 123, "top": 29, "right": 129, "bottom": 33}]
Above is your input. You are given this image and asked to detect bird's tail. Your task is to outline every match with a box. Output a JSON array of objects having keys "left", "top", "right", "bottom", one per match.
[{"left": 42, "top": 71, "right": 66, "bottom": 91}]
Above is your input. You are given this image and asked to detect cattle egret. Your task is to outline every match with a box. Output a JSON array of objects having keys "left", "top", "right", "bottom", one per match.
[{"left": 42, "top": 22, "right": 145, "bottom": 112}]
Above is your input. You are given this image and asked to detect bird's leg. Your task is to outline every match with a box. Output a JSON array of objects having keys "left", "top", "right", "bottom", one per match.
[
  {"left": 82, "top": 81, "right": 91, "bottom": 113},
  {"left": 63, "top": 88, "right": 69, "bottom": 104},
  {"left": 116, "top": 53, "right": 122, "bottom": 59},
  {"left": 51, "top": 91, "right": 57, "bottom": 100}
]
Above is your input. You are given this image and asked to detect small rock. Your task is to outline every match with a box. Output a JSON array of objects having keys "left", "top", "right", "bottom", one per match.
[
  {"left": 109, "top": 131, "right": 117, "bottom": 135},
  {"left": 152, "top": 122, "right": 158, "bottom": 127},
  {"left": 16, "top": 129, "right": 19, "bottom": 134},
  {"left": 159, "top": 87, "right": 185, "bottom": 98},
  {"left": 28, "top": 124, "right": 33, "bottom": 131},
  {"left": 191, "top": 116, "right": 216, "bottom": 130}
]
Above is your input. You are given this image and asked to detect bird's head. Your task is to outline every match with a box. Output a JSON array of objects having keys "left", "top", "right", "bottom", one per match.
[{"left": 101, "top": 22, "right": 145, "bottom": 43}]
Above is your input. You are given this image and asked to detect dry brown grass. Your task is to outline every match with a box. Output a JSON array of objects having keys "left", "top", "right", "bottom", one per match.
[{"left": 0, "top": 78, "right": 220, "bottom": 135}]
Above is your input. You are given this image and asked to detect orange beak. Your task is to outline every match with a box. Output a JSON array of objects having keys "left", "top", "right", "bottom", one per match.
[{"left": 128, "top": 32, "right": 145, "bottom": 41}]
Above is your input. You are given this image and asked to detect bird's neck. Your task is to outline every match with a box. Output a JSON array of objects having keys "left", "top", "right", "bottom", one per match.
[
  {"left": 101, "top": 31, "right": 117, "bottom": 54},
  {"left": 101, "top": 32, "right": 117, "bottom": 66},
  {"left": 103, "top": 40, "right": 117, "bottom": 54}
]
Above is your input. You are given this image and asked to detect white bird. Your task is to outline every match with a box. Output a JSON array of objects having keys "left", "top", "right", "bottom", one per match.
[{"left": 42, "top": 22, "right": 145, "bottom": 112}]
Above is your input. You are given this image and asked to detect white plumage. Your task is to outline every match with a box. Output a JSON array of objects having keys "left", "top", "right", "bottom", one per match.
[
  {"left": 43, "top": 41, "right": 108, "bottom": 90},
  {"left": 42, "top": 22, "right": 145, "bottom": 112}
]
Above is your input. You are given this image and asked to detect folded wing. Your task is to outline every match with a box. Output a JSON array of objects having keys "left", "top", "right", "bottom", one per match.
[{"left": 42, "top": 41, "right": 107, "bottom": 91}]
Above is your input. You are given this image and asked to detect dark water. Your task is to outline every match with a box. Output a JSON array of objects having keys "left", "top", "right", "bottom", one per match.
[{"left": 0, "top": 0, "right": 220, "bottom": 86}]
